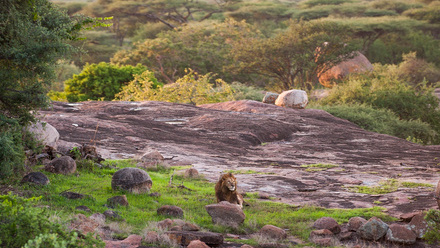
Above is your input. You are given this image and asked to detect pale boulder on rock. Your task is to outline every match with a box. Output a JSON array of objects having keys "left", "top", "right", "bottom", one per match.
[
  {"left": 275, "top": 89, "right": 308, "bottom": 109},
  {"left": 27, "top": 121, "right": 59, "bottom": 148}
]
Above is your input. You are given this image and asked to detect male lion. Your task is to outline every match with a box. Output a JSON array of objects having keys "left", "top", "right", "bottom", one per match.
[{"left": 215, "top": 172, "right": 244, "bottom": 208}]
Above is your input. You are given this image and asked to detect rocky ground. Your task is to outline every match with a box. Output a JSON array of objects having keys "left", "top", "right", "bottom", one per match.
[{"left": 40, "top": 100, "right": 440, "bottom": 219}]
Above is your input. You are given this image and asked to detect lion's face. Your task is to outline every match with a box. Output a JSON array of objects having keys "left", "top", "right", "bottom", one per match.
[{"left": 222, "top": 174, "right": 237, "bottom": 191}]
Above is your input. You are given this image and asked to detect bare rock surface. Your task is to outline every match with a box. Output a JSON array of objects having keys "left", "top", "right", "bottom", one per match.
[{"left": 40, "top": 100, "right": 440, "bottom": 218}]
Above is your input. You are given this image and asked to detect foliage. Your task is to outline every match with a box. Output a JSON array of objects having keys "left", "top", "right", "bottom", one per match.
[
  {"left": 424, "top": 209, "right": 440, "bottom": 243},
  {"left": 229, "top": 19, "right": 357, "bottom": 90},
  {"left": 0, "top": 121, "right": 25, "bottom": 179},
  {"left": 318, "top": 60, "right": 440, "bottom": 144},
  {"left": 403, "top": 2, "right": 440, "bottom": 23},
  {"left": 116, "top": 69, "right": 234, "bottom": 105},
  {"left": 230, "top": 82, "right": 265, "bottom": 101},
  {"left": 315, "top": 104, "right": 437, "bottom": 144},
  {"left": 64, "top": 62, "right": 153, "bottom": 102},
  {"left": 53, "top": 60, "right": 82, "bottom": 92},
  {"left": 0, "top": 0, "right": 93, "bottom": 125},
  {"left": 0, "top": 193, "right": 104, "bottom": 248},
  {"left": 112, "top": 19, "right": 260, "bottom": 84}
]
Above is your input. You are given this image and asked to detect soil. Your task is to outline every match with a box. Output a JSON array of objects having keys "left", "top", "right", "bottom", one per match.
[{"left": 40, "top": 100, "right": 440, "bottom": 218}]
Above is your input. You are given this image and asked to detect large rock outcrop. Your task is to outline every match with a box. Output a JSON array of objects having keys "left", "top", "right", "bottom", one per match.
[{"left": 318, "top": 52, "right": 373, "bottom": 88}]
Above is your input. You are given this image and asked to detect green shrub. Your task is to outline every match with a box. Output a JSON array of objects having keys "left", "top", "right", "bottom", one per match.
[
  {"left": 0, "top": 122, "right": 25, "bottom": 180},
  {"left": 0, "top": 194, "right": 104, "bottom": 248},
  {"left": 65, "top": 62, "right": 153, "bottom": 102},
  {"left": 316, "top": 104, "right": 436, "bottom": 144},
  {"left": 116, "top": 69, "right": 235, "bottom": 105},
  {"left": 424, "top": 209, "right": 440, "bottom": 244},
  {"left": 230, "top": 82, "right": 265, "bottom": 101},
  {"left": 302, "top": 0, "right": 353, "bottom": 8}
]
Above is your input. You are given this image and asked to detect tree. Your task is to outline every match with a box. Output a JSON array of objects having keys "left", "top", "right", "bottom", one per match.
[
  {"left": 229, "top": 20, "right": 356, "bottom": 90},
  {"left": 0, "top": 0, "right": 99, "bottom": 178},
  {"left": 65, "top": 62, "right": 159, "bottom": 102}
]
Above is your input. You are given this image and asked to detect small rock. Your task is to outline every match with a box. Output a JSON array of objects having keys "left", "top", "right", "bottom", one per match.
[
  {"left": 205, "top": 201, "right": 246, "bottom": 228},
  {"left": 262, "top": 92, "right": 279, "bottom": 104},
  {"left": 400, "top": 212, "right": 418, "bottom": 222},
  {"left": 347, "top": 217, "right": 367, "bottom": 232},
  {"left": 258, "top": 192, "right": 270, "bottom": 199},
  {"left": 313, "top": 217, "right": 341, "bottom": 234},
  {"left": 166, "top": 231, "right": 223, "bottom": 246},
  {"left": 103, "top": 210, "right": 123, "bottom": 220},
  {"left": 138, "top": 150, "right": 164, "bottom": 167},
  {"left": 45, "top": 156, "right": 76, "bottom": 175},
  {"left": 70, "top": 214, "right": 99, "bottom": 235},
  {"left": 187, "top": 240, "right": 210, "bottom": 248},
  {"left": 21, "top": 172, "right": 50, "bottom": 185},
  {"left": 183, "top": 222, "right": 200, "bottom": 231},
  {"left": 240, "top": 245, "right": 254, "bottom": 248},
  {"left": 184, "top": 168, "right": 199, "bottom": 178},
  {"left": 60, "top": 191, "right": 85, "bottom": 199},
  {"left": 408, "top": 213, "right": 428, "bottom": 238},
  {"left": 259, "top": 225, "right": 287, "bottom": 240},
  {"left": 313, "top": 238, "right": 334, "bottom": 247},
  {"left": 358, "top": 217, "right": 389, "bottom": 241},
  {"left": 386, "top": 224, "right": 416, "bottom": 244},
  {"left": 157, "top": 205, "right": 184, "bottom": 218},
  {"left": 111, "top": 167, "right": 152, "bottom": 194},
  {"left": 158, "top": 218, "right": 173, "bottom": 230},
  {"left": 309, "top": 229, "right": 338, "bottom": 247},
  {"left": 104, "top": 234, "right": 142, "bottom": 248},
  {"left": 75, "top": 205, "right": 91, "bottom": 212},
  {"left": 275, "top": 89, "right": 308, "bottom": 109},
  {"left": 338, "top": 231, "right": 354, "bottom": 241},
  {"left": 107, "top": 195, "right": 129, "bottom": 207},
  {"left": 144, "top": 231, "right": 159, "bottom": 243},
  {"left": 90, "top": 213, "right": 106, "bottom": 224},
  {"left": 149, "top": 192, "right": 161, "bottom": 197}
]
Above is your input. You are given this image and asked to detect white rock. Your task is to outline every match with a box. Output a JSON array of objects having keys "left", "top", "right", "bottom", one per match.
[
  {"left": 27, "top": 121, "right": 59, "bottom": 148},
  {"left": 275, "top": 89, "right": 308, "bottom": 109}
]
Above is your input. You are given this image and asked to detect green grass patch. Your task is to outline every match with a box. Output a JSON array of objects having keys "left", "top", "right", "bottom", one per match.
[
  {"left": 349, "top": 179, "right": 434, "bottom": 195},
  {"left": 300, "top": 163, "right": 338, "bottom": 172},
  {"left": 224, "top": 169, "right": 275, "bottom": 175},
  {"left": 8, "top": 159, "right": 396, "bottom": 246}
]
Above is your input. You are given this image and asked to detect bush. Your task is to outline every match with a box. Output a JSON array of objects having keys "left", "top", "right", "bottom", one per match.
[
  {"left": 65, "top": 63, "right": 151, "bottom": 102},
  {"left": 116, "top": 69, "right": 235, "bottom": 105},
  {"left": 230, "top": 82, "right": 265, "bottom": 101},
  {"left": 316, "top": 104, "right": 436, "bottom": 144},
  {"left": 0, "top": 119, "right": 25, "bottom": 180},
  {"left": 319, "top": 64, "right": 440, "bottom": 144},
  {"left": 0, "top": 194, "right": 104, "bottom": 248},
  {"left": 424, "top": 209, "right": 440, "bottom": 244}
]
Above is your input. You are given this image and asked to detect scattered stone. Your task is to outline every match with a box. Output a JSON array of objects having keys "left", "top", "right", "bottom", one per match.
[
  {"left": 60, "top": 191, "right": 85, "bottom": 199},
  {"left": 149, "top": 192, "right": 161, "bottom": 197},
  {"left": 104, "top": 234, "right": 142, "bottom": 248},
  {"left": 309, "top": 229, "right": 337, "bottom": 247},
  {"left": 358, "top": 217, "right": 389, "bottom": 241},
  {"left": 138, "top": 150, "right": 164, "bottom": 167},
  {"left": 157, "top": 205, "right": 184, "bottom": 218},
  {"left": 90, "top": 213, "right": 106, "bottom": 224},
  {"left": 337, "top": 177, "right": 362, "bottom": 185},
  {"left": 183, "top": 222, "right": 200, "bottom": 231},
  {"left": 44, "top": 156, "right": 76, "bottom": 175},
  {"left": 187, "top": 240, "right": 210, "bottom": 248},
  {"left": 205, "top": 201, "right": 246, "bottom": 228},
  {"left": 399, "top": 212, "right": 418, "bottom": 222},
  {"left": 144, "top": 231, "right": 159, "bottom": 243},
  {"left": 184, "top": 168, "right": 199, "bottom": 178},
  {"left": 111, "top": 167, "right": 152, "bottom": 194},
  {"left": 75, "top": 205, "right": 91, "bottom": 212},
  {"left": 259, "top": 225, "right": 287, "bottom": 240},
  {"left": 166, "top": 231, "right": 223, "bottom": 246},
  {"left": 107, "top": 195, "right": 129, "bottom": 207},
  {"left": 275, "top": 89, "right": 308, "bottom": 109},
  {"left": 313, "top": 217, "right": 341, "bottom": 234},
  {"left": 408, "top": 212, "right": 428, "bottom": 238},
  {"left": 240, "top": 245, "right": 254, "bottom": 248},
  {"left": 21, "top": 172, "right": 49, "bottom": 185},
  {"left": 347, "top": 217, "right": 367, "bottom": 232},
  {"left": 158, "top": 218, "right": 173, "bottom": 230},
  {"left": 27, "top": 121, "right": 59, "bottom": 148},
  {"left": 103, "top": 210, "right": 123, "bottom": 220},
  {"left": 262, "top": 92, "right": 279, "bottom": 104},
  {"left": 70, "top": 214, "right": 99, "bottom": 235},
  {"left": 258, "top": 192, "right": 270, "bottom": 199},
  {"left": 338, "top": 231, "right": 354, "bottom": 241},
  {"left": 385, "top": 224, "right": 416, "bottom": 244}
]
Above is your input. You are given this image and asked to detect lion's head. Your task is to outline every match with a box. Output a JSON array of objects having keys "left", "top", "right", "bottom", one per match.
[{"left": 220, "top": 173, "right": 237, "bottom": 191}]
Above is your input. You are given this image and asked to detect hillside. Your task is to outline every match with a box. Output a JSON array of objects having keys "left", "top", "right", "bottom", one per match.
[{"left": 40, "top": 100, "right": 440, "bottom": 218}]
